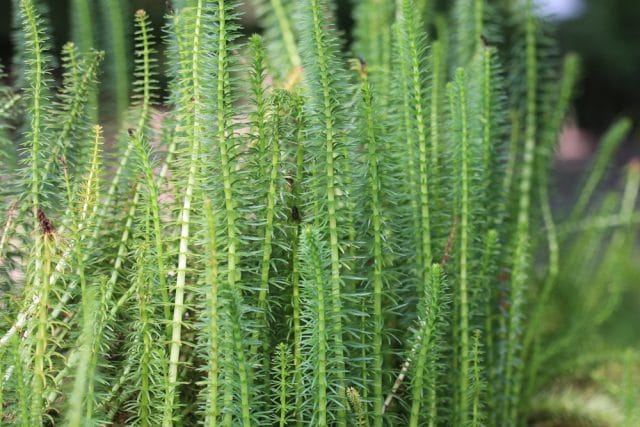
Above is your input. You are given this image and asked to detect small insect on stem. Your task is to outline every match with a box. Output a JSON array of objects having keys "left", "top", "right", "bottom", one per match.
[{"left": 37, "top": 208, "right": 55, "bottom": 237}]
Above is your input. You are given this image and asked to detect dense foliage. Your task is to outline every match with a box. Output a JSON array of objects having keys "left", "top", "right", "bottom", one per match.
[{"left": 0, "top": 0, "right": 638, "bottom": 425}]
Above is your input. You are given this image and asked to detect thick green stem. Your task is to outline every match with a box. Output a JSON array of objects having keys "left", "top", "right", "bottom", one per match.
[
  {"left": 395, "top": 24, "right": 423, "bottom": 275},
  {"left": 361, "top": 68, "right": 385, "bottom": 423},
  {"left": 305, "top": 227, "right": 329, "bottom": 426},
  {"left": 504, "top": 2, "right": 536, "bottom": 423},
  {"left": 70, "top": 0, "right": 97, "bottom": 120},
  {"left": 307, "top": 0, "right": 347, "bottom": 421},
  {"left": 167, "top": 1, "right": 205, "bottom": 423},
  {"left": 99, "top": 0, "right": 129, "bottom": 121},
  {"left": 471, "top": 330, "right": 482, "bottom": 427},
  {"left": 204, "top": 199, "right": 220, "bottom": 426},
  {"left": 270, "top": 0, "right": 300, "bottom": 69},
  {"left": 215, "top": 2, "right": 251, "bottom": 425},
  {"left": 31, "top": 234, "right": 52, "bottom": 425},
  {"left": 400, "top": 0, "right": 432, "bottom": 287},
  {"left": 291, "top": 101, "right": 304, "bottom": 427},
  {"left": 456, "top": 68, "right": 471, "bottom": 425},
  {"left": 409, "top": 264, "right": 443, "bottom": 427}
]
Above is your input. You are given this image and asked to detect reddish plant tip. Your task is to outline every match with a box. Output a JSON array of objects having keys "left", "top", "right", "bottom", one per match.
[
  {"left": 37, "top": 208, "right": 55, "bottom": 236},
  {"left": 357, "top": 57, "right": 367, "bottom": 78},
  {"left": 628, "top": 158, "right": 640, "bottom": 175},
  {"left": 57, "top": 154, "right": 68, "bottom": 170},
  {"left": 499, "top": 271, "right": 511, "bottom": 283}
]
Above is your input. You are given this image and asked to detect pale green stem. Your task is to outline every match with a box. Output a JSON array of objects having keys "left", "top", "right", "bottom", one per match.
[
  {"left": 361, "top": 70, "right": 385, "bottom": 424},
  {"left": 204, "top": 199, "right": 220, "bottom": 426},
  {"left": 215, "top": 2, "right": 251, "bottom": 425},
  {"left": 99, "top": 0, "right": 129, "bottom": 121},
  {"left": 409, "top": 265, "right": 442, "bottom": 427},
  {"left": 456, "top": 67, "right": 471, "bottom": 425},
  {"left": 270, "top": 0, "right": 301, "bottom": 69},
  {"left": 309, "top": 0, "right": 347, "bottom": 421},
  {"left": 166, "top": 1, "right": 205, "bottom": 424},
  {"left": 504, "top": 2, "right": 536, "bottom": 423},
  {"left": 291, "top": 106, "right": 304, "bottom": 427}
]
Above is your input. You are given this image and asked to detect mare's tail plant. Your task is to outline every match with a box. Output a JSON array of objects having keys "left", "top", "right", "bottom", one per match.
[{"left": 1, "top": 0, "right": 638, "bottom": 425}]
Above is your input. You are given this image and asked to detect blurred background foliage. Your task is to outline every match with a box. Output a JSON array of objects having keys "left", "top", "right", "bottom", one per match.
[
  {"left": 557, "top": 0, "right": 640, "bottom": 132},
  {"left": 1, "top": 0, "right": 639, "bottom": 134}
]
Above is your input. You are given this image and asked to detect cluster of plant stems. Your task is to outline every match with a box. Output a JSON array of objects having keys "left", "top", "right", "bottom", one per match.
[{"left": 0, "top": 0, "right": 639, "bottom": 425}]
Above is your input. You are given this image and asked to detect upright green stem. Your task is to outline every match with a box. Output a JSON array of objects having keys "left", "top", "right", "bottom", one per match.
[
  {"left": 215, "top": 2, "right": 251, "bottom": 425},
  {"left": 504, "top": 2, "right": 536, "bottom": 423},
  {"left": 502, "top": 111, "right": 520, "bottom": 206},
  {"left": 132, "top": 132, "right": 170, "bottom": 320},
  {"left": 304, "top": 227, "right": 329, "bottom": 426},
  {"left": 474, "top": 0, "right": 484, "bottom": 47},
  {"left": 570, "top": 118, "right": 631, "bottom": 222},
  {"left": 360, "top": 66, "right": 385, "bottom": 423},
  {"left": 252, "top": 39, "right": 279, "bottom": 360},
  {"left": 276, "top": 344, "right": 289, "bottom": 427},
  {"left": 99, "top": 0, "right": 129, "bottom": 121},
  {"left": 136, "top": 232, "right": 153, "bottom": 427},
  {"left": 74, "top": 125, "right": 102, "bottom": 323},
  {"left": 70, "top": 0, "right": 97, "bottom": 120},
  {"left": 21, "top": 0, "right": 48, "bottom": 422},
  {"left": 291, "top": 101, "right": 304, "bottom": 427},
  {"left": 103, "top": 7, "right": 158, "bottom": 305},
  {"left": 482, "top": 229, "right": 498, "bottom": 424},
  {"left": 167, "top": 1, "right": 205, "bottom": 423},
  {"left": 525, "top": 54, "right": 580, "bottom": 357},
  {"left": 85, "top": 284, "right": 109, "bottom": 421},
  {"left": 401, "top": 0, "right": 432, "bottom": 286},
  {"left": 22, "top": 0, "right": 44, "bottom": 235},
  {"left": 31, "top": 233, "right": 52, "bottom": 425},
  {"left": 12, "top": 336, "right": 29, "bottom": 427},
  {"left": 131, "top": 10, "right": 170, "bottom": 323},
  {"left": 395, "top": 23, "right": 422, "bottom": 275},
  {"left": 66, "top": 294, "right": 96, "bottom": 427},
  {"left": 203, "top": 199, "right": 220, "bottom": 426},
  {"left": 430, "top": 41, "right": 443, "bottom": 174},
  {"left": 270, "top": 0, "right": 301, "bottom": 69},
  {"left": 455, "top": 68, "right": 471, "bottom": 425},
  {"left": 471, "top": 330, "right": 482, "bottom": 427},
  {"left": 409, "top": 264, "right": 443, "bottom": 427},
  {"left": 481, "top": 47, "right": 494, "bottom": 206},
  {"left": 307, "top": 0, "right": 347, "bottom": 421}
]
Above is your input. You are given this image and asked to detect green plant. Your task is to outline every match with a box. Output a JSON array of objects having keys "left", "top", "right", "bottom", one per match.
[{"left": 1, "top": 0, "right": 638, "bottom": 425}]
